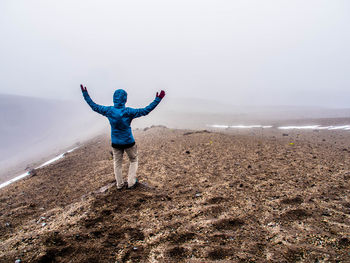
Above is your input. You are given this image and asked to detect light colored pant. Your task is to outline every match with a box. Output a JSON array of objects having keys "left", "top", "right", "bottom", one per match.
[{"left": 112, "top": 145, "right": 138, "bottom": 188}]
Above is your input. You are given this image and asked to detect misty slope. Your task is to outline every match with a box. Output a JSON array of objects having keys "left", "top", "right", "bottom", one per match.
[
  {"left": 1, "top": 127, "right": 350, "bottom": 262},
  {"left": 161, "top": 98, "right": 350, "bottom": 119},
  {"left": 0, "top": 94, "right": 70, "bottom": 150},
  {"left": 0, "top": 94, "right": 106, "bottom": 181}
]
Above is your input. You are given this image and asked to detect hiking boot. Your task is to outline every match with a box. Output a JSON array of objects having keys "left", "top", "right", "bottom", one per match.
[
  {"left": 127, "top": 179, "right": 139, "bottom": 189},
  {"left": 116, "top": 183, "right": 125, "bottom": 190}
]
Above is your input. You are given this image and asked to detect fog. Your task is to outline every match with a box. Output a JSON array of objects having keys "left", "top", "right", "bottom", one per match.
[
  {"left": 1, "top": 0, "right": 349, "bottom": 108},
  {"left": 1, "top": 0, "right": 350, "bottom": 182}
]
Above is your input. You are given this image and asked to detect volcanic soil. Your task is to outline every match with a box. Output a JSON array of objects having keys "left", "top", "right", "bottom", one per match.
[{"left": 1, "top": 127, "right": 350, "bottom": 262}]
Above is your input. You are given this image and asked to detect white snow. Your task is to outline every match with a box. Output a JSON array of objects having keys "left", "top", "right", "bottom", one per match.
[
  {"left": 209, "top": 124, "right": 350, "bottom": 131},
  {"left": 278, "top": 125, "right": 350, "bottom": 130},
  {"left": 208, "top": 124, "right": 272, "bottom": 129},
  {"left": 328, "top": 125, "right": 350, "bottom": 130},
  {"left": 0, "top": 172, "right": 30, "bottom": 189},
  {"left": 278, "top": 125, "right": 320, "bottom": 130},
  {"left": 0, "top": 146, "right": 79, "bottom": 189},
  {"left": 37, "top": 153, "right": 66, "bottom": 168}
]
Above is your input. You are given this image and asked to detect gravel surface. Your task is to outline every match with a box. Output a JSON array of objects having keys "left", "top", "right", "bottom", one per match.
[{"left": 1, "top": 127, "right": 350, "bottom": 262}]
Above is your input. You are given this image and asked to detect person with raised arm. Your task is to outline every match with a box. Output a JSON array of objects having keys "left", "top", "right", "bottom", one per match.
[{"left": 80, "top": 84, "right": 165, "bottom": 189}]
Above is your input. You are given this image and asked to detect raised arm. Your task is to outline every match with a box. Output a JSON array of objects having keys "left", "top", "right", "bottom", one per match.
[
  {"left": 128, "top": 90, "right": 165, "bottom": 119},
  {"left": 80, "top": 84, "right": 110, "bottom": 117}
]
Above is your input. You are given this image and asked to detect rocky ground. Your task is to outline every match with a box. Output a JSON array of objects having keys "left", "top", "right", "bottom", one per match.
[{"left": 0, "top": 127, "right": 350, "bottom": 262}]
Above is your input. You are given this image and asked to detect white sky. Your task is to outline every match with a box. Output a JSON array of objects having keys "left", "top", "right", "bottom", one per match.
[{"left": 0, "top": 0, "right": 349, "bottom": 107}]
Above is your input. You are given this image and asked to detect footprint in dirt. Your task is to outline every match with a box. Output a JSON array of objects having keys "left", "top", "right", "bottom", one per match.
[
  {"left": 43, "top": 231, "right": 66, "bottom": 246},
  {"left": 166, "top": 246, "right": 189, "bottom": 260},
  {"left": 343, "top": 202, "right": 350, "bottom": 208},
  {"left": 36, "top": 246, "right": 73, "bottom": 263},
  {"left": 206, "top": 196, "right": 226, "bottom": 205},
  {"left": 279, "top": 209, "right": 311, "bottom": 222},
  {"left": 82, "top": 216, "right": 103, "bottom": 228},
  {"left": 208, "top": 233, "right": 232, "bottom": 244},
  {"left": 124, "top": 227, "right": 145, "bottom": 241},
  {"left": 213, "top": 218, "right": 244, "bottom": 230},
  {"left": 121, "top": 246, "right": 146, "bottom": 262},
  {"left": 207, "top": 247, "right": 233, "bottom": 260},
  {"left": 166, "top": 232, "right": 196, "bottom": 244},
  {"left": 204, "top": 205, "right": 225, "bottom": 217},
  {"left": 103, "top": 230, "right": 125, "bottom": 247},
  {"left": 90, "top": 230, "right": 104, "bottom": 238},
  {"left": 280, "top": 196, "right": 303, "bottom": 205}
]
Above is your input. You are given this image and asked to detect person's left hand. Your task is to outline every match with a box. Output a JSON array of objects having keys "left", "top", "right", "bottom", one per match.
[
  {"left": 156, "top": 90, "right": 165, "bottom": 99},
  {"left": 80, "top": 84, "right": 87, "bottom": 92}
]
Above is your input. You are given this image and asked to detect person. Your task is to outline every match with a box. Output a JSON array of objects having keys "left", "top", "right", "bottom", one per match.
[{"left": 80, "top": 84, "right": 165, "bottom": 189}]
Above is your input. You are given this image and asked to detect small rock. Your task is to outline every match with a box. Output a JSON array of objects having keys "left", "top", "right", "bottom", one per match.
[
  {"left": 247, "top": 165, "right": 252, "bottom": 168},
  {"left": 282, "top": 133, "right": 289, "bottom": 136},
  {"left": 133, "top": 247, "right": 138, "bottom": 251},
  {"left": 339, "top": 237, "right": 350, "bottom": 247},
  {"left": 15, "top": 259, "right": 21, "bottom": 263},
  {"left": 37, "top": 217, "right": 46, "bottom": 224},
  {"left": 322, "top": 211, "right": 331, "bottom": 217},
  {"left": 5, "top": 222, "right": 11, "bottom": 227},
  {"left": 41, "top": 223, "right": 47, "bottom": 227},
  {"left": 185, "top": 151, "right": 190, "bottom": 154},
  {"left": 98, "top": 183, "right": 115, "bottom": 193},
  {"left": 195, "top": 193, "right": 201, "bottom": 197},
  {"left": 28, "top": 169, "right": 37, "bottom": 177}
]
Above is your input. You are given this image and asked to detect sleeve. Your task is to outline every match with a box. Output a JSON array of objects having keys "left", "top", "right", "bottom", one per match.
[
  {"left": 82, "top": 91, "right": 110, "bottom": 117},
  {"left": 127, "top": 97, "right": 162, "bottom": 119}
]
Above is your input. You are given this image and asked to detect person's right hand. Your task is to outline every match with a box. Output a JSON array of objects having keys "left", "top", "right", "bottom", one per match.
[
  {"left": 80, "top": 84, "right": 87, "bottom": 92},
  {"left": 156, "top": 90, "right": 165, "bottom": 99}
]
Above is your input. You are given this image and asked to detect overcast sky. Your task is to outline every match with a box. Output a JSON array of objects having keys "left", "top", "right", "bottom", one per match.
[{"left": 0, "top": 0, "right": 349, "bottom": 107}]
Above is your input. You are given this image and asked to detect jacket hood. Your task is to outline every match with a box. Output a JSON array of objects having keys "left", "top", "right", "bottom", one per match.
[{"left": 113, "top": 89, "right": 127, "bottom": 108}]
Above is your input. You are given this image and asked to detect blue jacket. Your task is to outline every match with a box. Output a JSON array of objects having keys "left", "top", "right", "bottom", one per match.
[{"left": 83, "top": 89, "right": 162, "bottom": 145}]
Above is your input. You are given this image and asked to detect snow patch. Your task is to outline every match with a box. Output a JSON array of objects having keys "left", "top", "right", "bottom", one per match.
[
  {"left": 0, "top": 147, "right": 79, "bottom": 189},
  {"left": 278, "top": 125, "right": 350, "bottom": 130},
  {"left": 209, "top": 124, "right": 350, "bottom": 131},
  {"left": 208, "top": 124, "right": 272, "bottom": 129}
]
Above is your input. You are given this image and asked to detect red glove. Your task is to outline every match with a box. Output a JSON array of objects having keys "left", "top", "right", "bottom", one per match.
[
  {"left": 156, "top": 90, "right": 165, "bottom": 99},
  {"left": 80, "top": 84, "right": 87, "bottom": 92}
]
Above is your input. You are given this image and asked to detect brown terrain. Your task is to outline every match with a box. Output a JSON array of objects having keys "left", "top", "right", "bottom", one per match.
[{"left": 1, "top": 127, "right": 350, "bottom": 262}]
